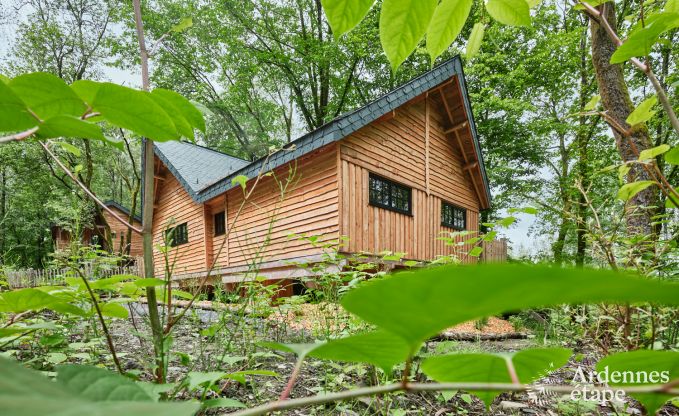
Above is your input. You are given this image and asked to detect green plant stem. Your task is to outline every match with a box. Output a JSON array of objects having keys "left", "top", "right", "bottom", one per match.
[
  {"left": 77, "top": 271, "right": 124, "bottom": 374},
  {"left": 230, "top": 381, "right": 679, "bottom": 416}
]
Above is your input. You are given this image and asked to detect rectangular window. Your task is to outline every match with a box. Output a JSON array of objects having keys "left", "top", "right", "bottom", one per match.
[
  {"left": 368, "top": 173, "right": 412, "bottom": 215},
  {"left": 165, "top": 222, "right": 188, "bottom": 247},
  {"left": 214, "top": 211, "right": 226, "bottom": 236},
  {"left": 441, "top": 201, "right": 466, "bottom": 230}
]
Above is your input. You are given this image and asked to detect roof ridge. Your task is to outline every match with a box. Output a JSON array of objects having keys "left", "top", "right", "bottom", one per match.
[{"left": 180, "top": 140, "right": 251, "bottom": 162}]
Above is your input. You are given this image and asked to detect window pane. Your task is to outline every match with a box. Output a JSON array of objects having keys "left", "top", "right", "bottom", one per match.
[
  {"left": 214, "top": 211, "right": 226, "bottom": 236},
  {"left": 368, "top": 173, "right": 411, "bottom": 215}
]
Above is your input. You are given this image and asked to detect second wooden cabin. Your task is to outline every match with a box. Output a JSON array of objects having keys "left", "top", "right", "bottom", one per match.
[{"left": 147, "top": 57, "right": 495, "bottom": 290}]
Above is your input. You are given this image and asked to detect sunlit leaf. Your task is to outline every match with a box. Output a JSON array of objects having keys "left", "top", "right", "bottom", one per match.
[
  {"left": 202, "top": 398, "right": 246, "bottom": 409},
  {"left": 583, "top": 94, "right": 601, "bottom": 111},
  {"left": 9, "top": 72, "right": 86, "bottom": 119},
  {"left": 626, "top": 96, "right": 658, "bottom": 126},
  {"left": 321, "top": 0, "right": 375, "bottom": 37},
  {"left": 151, "top": 88, "right": 205, "bottom": 133},
  {"left": 232, "top": 175, "right": 248, "bottom": 190},
  {"left": 99, "top": 303, "right": 129, "bottom": 319},
  {"left": 0, "top": 80, "right": 37, "bottom": 132},
  {"left": 91, "top": 83, "right": 178, "bottom": 142},
  {"left": 380, "top": 0, "right": 437, "bottom": 70},
  {"left": 56, "top": 142, "right": 82, "bottom": 157},
  {"left": 611, "top": 13, "right": 679, "bottom": 63},
  {"left": 309, "top": 331, "right": 412, "bottom": 372},
  {"left": 170, "top": 17, "right": 193, "bottom": 33},
  {"left": 38, "top": 116, "right": 105, "bottom": 140},
  {"left": 466, "top": 23, "right": 485, "bottom": 60},
  {"left": 617, "top": 180, "right": 655, "bottom": 201},
  {"left": 638, "top": 144, "right": 670, "bottom": 161},
  {"left": 665, "top": 146, "right": 679, "bottom": 165},
  {"left": 426, "top": 0, "right": 474, "bottom": 61},
  {"left": 134, "top": 278, "right": 166, "bottom": 288},
  {"left": 487, "top": 0, "right": 531, "bottom": 27}
]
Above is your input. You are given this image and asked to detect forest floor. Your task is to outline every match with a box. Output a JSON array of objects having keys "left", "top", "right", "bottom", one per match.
[{"left": 98, "top": 302, "right": 679, "bottom": 416}]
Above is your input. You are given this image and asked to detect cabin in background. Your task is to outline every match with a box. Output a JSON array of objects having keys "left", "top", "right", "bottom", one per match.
[
  {"left": 148, "top": 56, "right": 499, "bottom": 291},
  {"left": 51, "top": 200, "right": 143, "bottom": 257}
]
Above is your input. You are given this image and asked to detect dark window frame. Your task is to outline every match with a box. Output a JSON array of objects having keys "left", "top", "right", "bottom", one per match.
[
  {"left": 441, "top": 201, "right": 466, "bottom": 230},
  {"left": 214, "top": 211, "right": 226, "bottom": 236},
  {"left": 165, "top": 222, "right": 188, "bottom": 247},
  {"left": 368, "top": 173, "right": 412, "bottom": 216}
]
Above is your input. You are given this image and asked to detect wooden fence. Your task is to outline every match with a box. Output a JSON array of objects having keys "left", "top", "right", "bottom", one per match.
[
  {"left": 481, "top": 238, "right": 508, "bottom": 263},
  {"left": 4, "top": 262, "right": 142, "bottom": 289}
]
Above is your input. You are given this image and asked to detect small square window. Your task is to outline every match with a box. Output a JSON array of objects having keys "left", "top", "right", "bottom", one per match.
[
  {"left": 214, "top": 211, "right": 226, "bottom": 236},
  {"left": 441, "top": 202, "right": 466, "bottom": 230},
  {"left": 165, "top": 222, "right": 188, "bottom": 247},
  {"left": 368, "top": 173, "right": 412, "bottom": 215}
]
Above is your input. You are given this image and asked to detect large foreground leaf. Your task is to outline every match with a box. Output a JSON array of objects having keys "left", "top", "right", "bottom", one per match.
[
  {"left": 57, "top": 365, "right": 152, "bottom": 401},
  {"left": 321, "top": 0, "right": 375, "bottom": 38},
  {"left": 0, "top": 358, "right": 198, "bottom": 416},
  {"left": 309, "top": 330, "right": 412, "bottom": 372},
  {"left": 341, "top": 264, "right": 679, "bottom": 347},
  {"left": 379, "top": 0, "right": 437, "bottom": 70},
  {"left": 426, "top": 0, "right": 474, "bottom": 61},
  {"left": 596, "top": 350, "right": 679, "bottom": 416},
  {"left": 9, "top": 73, "right": 86, "bottom": 120},
  {"left": 422, "top": 348, "right": 571, "bottom": 406}
]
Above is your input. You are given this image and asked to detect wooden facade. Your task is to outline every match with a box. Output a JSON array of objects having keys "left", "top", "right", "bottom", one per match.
[
  {"left": 150, "top": 60, "right": 497, "bottom": 283},
  {"left": 51, "top": 202, "right": 143, "bottom": 257}
]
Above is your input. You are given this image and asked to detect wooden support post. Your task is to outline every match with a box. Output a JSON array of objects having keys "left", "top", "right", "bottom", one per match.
[{"left": 425, "top": 93, "right": 431, "bottom": 195}]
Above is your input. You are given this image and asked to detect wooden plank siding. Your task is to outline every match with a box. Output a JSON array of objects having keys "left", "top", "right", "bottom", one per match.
[
  {"left": 152, "top": 173, "right": 207, "bottom": 276},
  {"left": 206, "top": 145, "right": 340, "bottom": 270},
  {"left": 339, "top": 96, "right": 481, "bottom": 261},
  {"left": 101, "top": 207, "right": 143, "bottom": 257}
]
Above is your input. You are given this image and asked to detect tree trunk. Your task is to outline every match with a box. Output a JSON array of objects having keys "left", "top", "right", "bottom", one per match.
[
  {"left": 575, "top": 27, "right": 590, "bottom": 268},
  {"left": 590, "top": 3, "right": 657, "bottom": 240}
]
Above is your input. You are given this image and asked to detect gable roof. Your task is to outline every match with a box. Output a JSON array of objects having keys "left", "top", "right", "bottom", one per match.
[
  {"left": 103, "top": 200, "right": 142, "bottom": 223},
  {"left": 151, "top": 56, "right": 490, "bottom": 206},
  {"left": 154, "top": 141, "right": 249, "bottom": 196}
]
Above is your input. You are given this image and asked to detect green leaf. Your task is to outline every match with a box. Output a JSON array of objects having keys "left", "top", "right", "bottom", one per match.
[
  {"left": 0, "top": 80, "right": 37, "bottom": 132},
  {"left": 0, "top": 74, "right": 9, "bottom": 84},
  {"left": 232, "top": 175, "right": 248, "bottom": 190},
  {"left": 38, "top": 116, "right": 105, "bottom": 140},
  {"left": 666, "top": 0, "right": 679, "bottom": 13},
  {"left": 426, "top": 0, "right": 474, "bottom": 61},
  {"left": 465, "top": 23, "right": 485, "bottom": 60},
  {"left": 380, "top": 0, "right": 437, "bottom": 70},
  {"left": 596, "top": 350, "right": 679, "bottom": 416},
  {"left": 71, "top": 80, "right": 100, "bottom": 105},
  {"left": 151, "top": 88, "right": 205, "bottom": 133},
  {"left": 57, "top": 364, "right": 151, "bottom": 401},
  {"left": 9, "top": 73, "right": 86, "bottom": 119},
  {"left": 309, "top": 331, "right": 412, "bottom": 372},
  {"left": 170, "top": 17, "right": 193, "bottom": 33},
  {"left": 486, "top": 0, "right": 531, "bottom": 27},
  {"left": 341, "top": 264, "right": 679, "bottom": 348},
  {"left": 134, "top": 278, "right": 167, "bottom": 287},
  {"left": 611, "top": 13, "right": 679, "bottom": 64},
  {"left": 0, "top": 288, "right": 60, "bottom": 313},
  {"left": 0, "top": 322, "right": 58, "bottom": 338},
  {"left": 91, "top": 83, "right": 178, "bottom": 142},
  {"left": 0, "top": 358, "right": 199, "bottom": 416},
  {"left": 665, "top": 146, "right": 679, "bottom": 165},
  {"left": 626, "top": 96, "right": 658, "bottom": 126},
  {"left": 47, "top": 352, "right": 68, "bottom": 365},
  {"left": 187, "top": 371, "right": 227, "bottom": 390},
  {"left": 99, "top": 303, "right": 129, "bottom": 319},
  {"left": 148, "top": 92, "right": 193, "bottom": 140},
  {"left": 202, "top": 398, "right": 246, "bottom": 409},
  {"left": 584, "top": 95, "right": 601, "bottom": 111},
  {"left": 321, "top": 0, "right": 375, "bottom": 37},
  {"left": 468, "top": 246, "right": 483, "bottom": 257},
  {"left": 422, "top": 348, "right": 571, "bottom": 407},
  {"left": 56, "top": 142, "right": 82, "bottom": 157},
  {"left": 573, "top": 0, "right": 612, "bottom": 10},
  {"left": 617, "top": 180, "right": 656, "bottom": 201},
  {"left": 638, "top": 144, "right": 670, "bottom": 161}
]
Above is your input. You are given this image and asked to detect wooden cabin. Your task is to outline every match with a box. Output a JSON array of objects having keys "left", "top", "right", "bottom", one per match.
[
  {"left": 148, "top": 57, "right": 494, "bottom": 289},
  {"left": 51, "top": 200, "right": 143, "bottom": 257}
]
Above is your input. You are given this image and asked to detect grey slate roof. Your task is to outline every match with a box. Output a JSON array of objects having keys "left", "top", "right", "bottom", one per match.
[
  {"left": 154, "top": 141, "right": 250, "bottom": 198},
  {"left": 103, "top": 200, "right": 141, "bottom": 223},
  {"left": 151, "top": 56, "right": 491, "bottom": 206}
]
